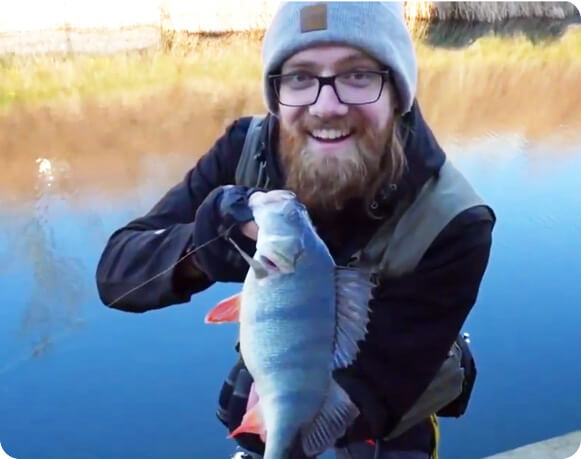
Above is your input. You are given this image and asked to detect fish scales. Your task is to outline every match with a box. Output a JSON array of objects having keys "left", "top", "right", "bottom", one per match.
[
  {"left": 208, "top": 190, "right": 371, "bottom": 459},
  {"left": 241, "top": 195, "right": 338, "bottom": 458}
]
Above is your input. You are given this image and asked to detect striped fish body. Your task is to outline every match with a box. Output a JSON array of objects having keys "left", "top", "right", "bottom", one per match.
[
  {"left": 240, "top": 214, "right": 336, "bottom": 459},
  {"left": 208, "top": 190, "right": 373, "bottom": 459}
]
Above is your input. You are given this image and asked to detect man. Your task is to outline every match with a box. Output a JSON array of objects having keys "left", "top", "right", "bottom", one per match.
[{"left": 96, "top": 2, "right": 495, "bottom": 458}]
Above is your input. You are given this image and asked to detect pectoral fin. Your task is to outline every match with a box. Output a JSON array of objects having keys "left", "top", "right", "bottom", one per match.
[
  {"left": 205, "top": 293, "right": 241, "bottom": 324},
  {"left": 333, "top": 267, "right": 374, "bottom": 368}
]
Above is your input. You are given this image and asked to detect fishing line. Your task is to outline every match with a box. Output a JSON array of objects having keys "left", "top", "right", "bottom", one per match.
[
  {"left": 106, "top": 224, "right": 238, "bottom": 308},
  {"left": 0, "top": 225, "right": 238, "bottom": 379}
]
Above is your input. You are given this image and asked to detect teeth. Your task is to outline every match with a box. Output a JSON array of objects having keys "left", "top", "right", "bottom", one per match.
[{"left": 311, "top": 129, "right": 350, "bottom": 140}]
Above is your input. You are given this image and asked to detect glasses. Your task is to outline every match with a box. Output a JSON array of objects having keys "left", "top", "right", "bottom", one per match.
[{"left": 269, "top": 70, "right": 391, "bottom": 107}]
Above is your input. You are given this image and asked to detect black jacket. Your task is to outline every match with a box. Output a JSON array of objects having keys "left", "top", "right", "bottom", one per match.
[{"left": 96, "top": 102, "right": 495, "bottom": 445}]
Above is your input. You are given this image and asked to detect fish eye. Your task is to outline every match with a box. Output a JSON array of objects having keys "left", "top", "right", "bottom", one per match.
[{"left": 287, "top": 208, "right": 300, "bottom": 220}]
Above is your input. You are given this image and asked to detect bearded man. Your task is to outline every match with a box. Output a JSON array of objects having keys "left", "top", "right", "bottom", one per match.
[{"left": 96, "top": 2, "right": 495, "bottom": 458}]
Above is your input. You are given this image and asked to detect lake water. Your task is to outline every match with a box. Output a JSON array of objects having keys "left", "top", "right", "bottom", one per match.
[{"left": 0, "top": 132, "right": 580, "bottom": 459}]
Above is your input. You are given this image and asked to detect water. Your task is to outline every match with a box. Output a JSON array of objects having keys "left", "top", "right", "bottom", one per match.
[{"left": 0, "top": 133, "right": 580, "bottom": 459}]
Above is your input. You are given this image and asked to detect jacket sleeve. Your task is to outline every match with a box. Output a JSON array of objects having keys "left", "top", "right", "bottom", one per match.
[
  {"left": 336, "top": 205, "right": 495, "bottom": 437},
  {"left": 95, "top": 117, "right": 252, "bottom": 313}
]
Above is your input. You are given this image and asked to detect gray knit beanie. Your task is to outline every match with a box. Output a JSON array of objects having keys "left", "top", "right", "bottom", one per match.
[{"left": 262, "top": 1, "right": 417, "bottom": 115}]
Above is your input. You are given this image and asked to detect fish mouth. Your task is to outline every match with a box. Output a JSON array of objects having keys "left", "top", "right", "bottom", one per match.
[
  {"left": 258, "top": 253, "right": 295, "bottom": 274},
  {"left": 259, "top": 255, "right": 280, "bottom": 272}
]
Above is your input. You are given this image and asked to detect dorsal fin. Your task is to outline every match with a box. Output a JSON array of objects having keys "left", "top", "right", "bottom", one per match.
[{"left": 333, "top": 267, "right": 374, "bottom": 368}]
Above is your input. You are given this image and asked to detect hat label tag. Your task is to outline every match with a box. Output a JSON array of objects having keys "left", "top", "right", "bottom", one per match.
[{"left": 300, "top": 3, "right": 327, "bottom": 33}]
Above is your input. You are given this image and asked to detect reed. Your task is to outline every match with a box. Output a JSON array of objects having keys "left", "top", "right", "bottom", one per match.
[
  {"left": 0, "top": 32, "right": 263, "bottom": 111},
  {"left": 1, "top": 27, "right": 581, "bottom": 201},
  {"left": 2, "top": 27, "right": 580, "bottom": 112}
]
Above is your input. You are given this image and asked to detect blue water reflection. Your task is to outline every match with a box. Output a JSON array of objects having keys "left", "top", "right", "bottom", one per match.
[{"left": 1, "top": 137, "right": 580, "bottom": 459}]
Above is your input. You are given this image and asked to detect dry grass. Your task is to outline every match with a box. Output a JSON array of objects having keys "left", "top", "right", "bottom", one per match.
[
  {"left": 0, "top": 84, "right": 265, "bottom": 200},
  {"left": 415, "top": 28, "right": 581, "bottom": 139},
  {"left": 3, "top": 25, "right": 580, "bottom": 112},
  {"left": 1, "top": 28, "right": 581, "bottom": 201},
  {"left": 0, "top": 32, "right": 264, "bottom": 111}
]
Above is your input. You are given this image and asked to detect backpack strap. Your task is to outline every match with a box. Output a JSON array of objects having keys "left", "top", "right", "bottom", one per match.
[
  {"left": 380, "top": 159, "right": 487, "bottom": 277},
  {"left": 354, "top": 159, "right": 489, "bottom": 278},
  {"left": 235, "top": 115, "right": 269, "bottom": 188}
]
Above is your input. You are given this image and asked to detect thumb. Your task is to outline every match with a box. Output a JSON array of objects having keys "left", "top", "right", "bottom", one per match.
[
  {"left": 220, "top": 186, "right": 255, "bottom": 224},
  {"left": 240, "top": 221, "right": 259, "bottom": 240}
]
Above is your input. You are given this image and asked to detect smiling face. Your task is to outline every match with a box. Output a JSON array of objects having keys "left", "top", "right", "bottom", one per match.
[{"left": 276, "top": 44, "right": 400, "bottom": 213}]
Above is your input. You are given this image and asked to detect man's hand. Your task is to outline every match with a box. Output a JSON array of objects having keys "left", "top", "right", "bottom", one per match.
[{"left": 191, "top": 185, "right": 261, "bottom": 282}]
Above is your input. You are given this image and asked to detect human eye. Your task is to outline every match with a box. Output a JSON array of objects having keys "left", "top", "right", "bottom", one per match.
[
  {"left": 280, "top": 72, "right": 316, "bottom": 90},
  {"left": 338, "top": 71, "right": 375, "bottom": 87}
]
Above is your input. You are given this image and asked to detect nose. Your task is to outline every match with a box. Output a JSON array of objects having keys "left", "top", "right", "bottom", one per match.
[{"left": 308, "top": 83, "right": 348, "bottom": 118}]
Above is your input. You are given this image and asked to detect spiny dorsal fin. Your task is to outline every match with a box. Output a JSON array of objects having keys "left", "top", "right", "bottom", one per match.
[{"left": 333, "top": 267, "right": 373, "bottom": 368}]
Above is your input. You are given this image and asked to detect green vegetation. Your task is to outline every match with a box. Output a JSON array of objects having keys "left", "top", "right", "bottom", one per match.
[{"left": 1, "top": 27, "right": 580, "bottom": 112}]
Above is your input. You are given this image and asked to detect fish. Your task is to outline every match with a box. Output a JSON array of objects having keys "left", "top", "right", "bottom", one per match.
[{"left": 205, "top": 189, "right": 374, "bottom": 459}]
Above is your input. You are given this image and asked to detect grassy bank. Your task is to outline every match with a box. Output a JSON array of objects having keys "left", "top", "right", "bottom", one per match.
[
  {"left": 0, "top": 32, "right": 265, "bottom": 110},
  {"left": 1, "top": 27, "right": 581, "bottom": 112},
  {"left": 1, "top": 27, "right": 581, "bottom": 201}
]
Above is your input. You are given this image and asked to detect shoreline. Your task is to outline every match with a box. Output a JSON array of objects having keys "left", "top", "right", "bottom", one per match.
[
  {"left": 1, "top": 25, "right": 580, "bottom": 112},
  {"left": 483, "top": 430, "right": 581, "bottom": 459}
]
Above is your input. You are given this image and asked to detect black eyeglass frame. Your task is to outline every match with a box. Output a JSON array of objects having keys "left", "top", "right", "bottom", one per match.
[{"left": 268, "top": 69, "right": 392, "bottom": 107}]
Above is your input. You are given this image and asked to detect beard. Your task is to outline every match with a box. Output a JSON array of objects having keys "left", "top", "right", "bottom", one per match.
[{"left": 278, "top": 111, "right": 393, "bottom": 213}]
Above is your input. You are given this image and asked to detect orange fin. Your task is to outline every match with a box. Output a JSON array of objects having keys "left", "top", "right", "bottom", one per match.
[
  {"left": 246, "top": 382, "right": 259, "bottom": 413},
  {"left": 205, "top": 293, "right": 241, "bottom": 324},
  {"left": 229, "top": 399, "right": 266, "bottom": 441}
]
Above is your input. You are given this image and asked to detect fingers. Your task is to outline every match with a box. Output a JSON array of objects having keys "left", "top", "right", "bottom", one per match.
[
  {"left": 220, "top": 186, "right": 255, "bottom": 224},
  {"left": 239, "top": 221, "right": 259, "bottom": 240}
]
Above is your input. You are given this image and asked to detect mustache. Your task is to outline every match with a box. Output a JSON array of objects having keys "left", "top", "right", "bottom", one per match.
[{"left": 299, "top": 116, "right": 362, "bottom": 133}]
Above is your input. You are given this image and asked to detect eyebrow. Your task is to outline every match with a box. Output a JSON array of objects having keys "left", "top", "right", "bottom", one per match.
[{"left": 284, "top": 52, "right": 380, "bottom": 73}]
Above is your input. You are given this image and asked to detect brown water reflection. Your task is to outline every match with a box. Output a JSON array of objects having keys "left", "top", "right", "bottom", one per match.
[
  {"left": 1, "top": 59, "right": 581, "bottom": 203},
  {"left": 0, "top": 85, "right": 264, "bottom": 202}
]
